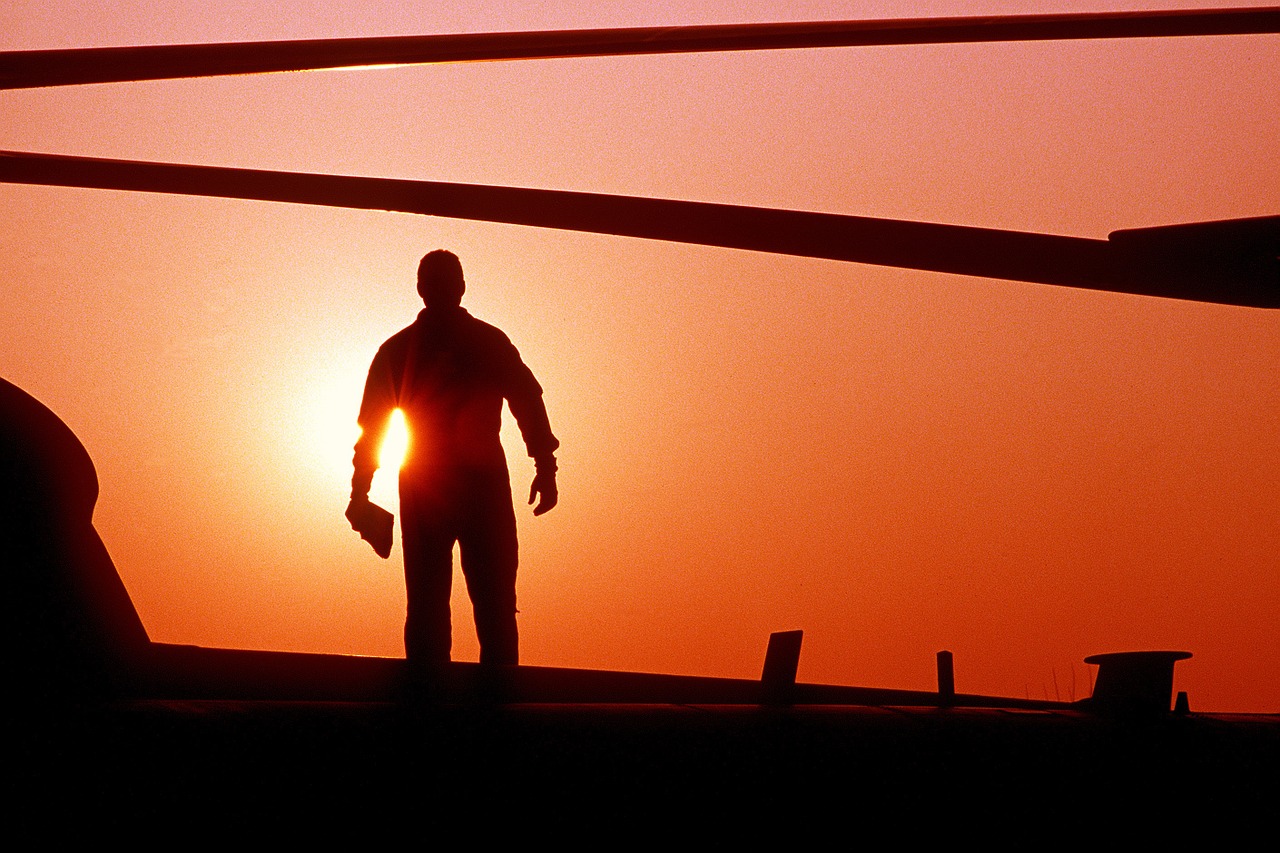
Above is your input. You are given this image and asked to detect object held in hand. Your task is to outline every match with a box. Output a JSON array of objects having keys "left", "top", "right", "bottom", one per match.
[{"left": 346, "top": 497, "right": 394, "bottom": 559}]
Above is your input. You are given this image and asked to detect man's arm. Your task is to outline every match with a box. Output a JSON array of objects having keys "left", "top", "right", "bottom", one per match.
[
  {"left": 513, "top": 390, "right": 558, "bottom": 516},
  {"left": 502, "top": 343, "right": 560, "bottom": 516},
  {"left": 349, "top": 345, "right": 398, "bottom": 502},
  {"left": 344, "top": 342, "right": 404, "bottom": 559}
]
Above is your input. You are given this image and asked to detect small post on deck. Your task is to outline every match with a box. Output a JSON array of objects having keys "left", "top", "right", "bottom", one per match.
[{"left": 937, "top": 650, "right": 955, "bottom": 708}]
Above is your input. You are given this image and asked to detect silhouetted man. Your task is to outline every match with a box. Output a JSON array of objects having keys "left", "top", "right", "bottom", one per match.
[{"left": 347, "top": 250, "right": 558, "bottom": 666}]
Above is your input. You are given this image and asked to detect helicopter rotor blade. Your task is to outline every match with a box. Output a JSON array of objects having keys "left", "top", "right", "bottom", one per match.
[
  {"left": 2, "top": 150, "right": 1275, "bottom": 308},
  {"left": 2, "top": 8, "right": 1278, "bottom": 89}
]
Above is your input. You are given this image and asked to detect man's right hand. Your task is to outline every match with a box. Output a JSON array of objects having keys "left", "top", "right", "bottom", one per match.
[
  {"left": 345, "top": 494, "right": 369, "bottom": 530},
  {"left": 346, "top": 494, "right": 394, "bottom": 559}
]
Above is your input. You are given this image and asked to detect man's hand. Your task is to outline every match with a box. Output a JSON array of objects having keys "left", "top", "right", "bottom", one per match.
[
  {"left": 345, "top": 494, "right": 369, "bottom": 530},
  {"left": 346, "top": 493, "right": 394, "bottom": 559},
  {"left": 528, "top": 469, "right": 558, "bottom": 516}
]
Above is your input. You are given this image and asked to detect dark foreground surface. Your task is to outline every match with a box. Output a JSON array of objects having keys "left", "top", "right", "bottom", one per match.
[{"left": 15, "top": 698, "right": 1278, "bottom": 842}]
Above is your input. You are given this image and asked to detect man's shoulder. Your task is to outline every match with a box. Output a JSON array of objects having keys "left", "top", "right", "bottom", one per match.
[
  {"left": 382, "top": 323, "right": 417, "bottom": 345},
  {"left": 364, "top": 324, "right": 415, "bottom": 377}
]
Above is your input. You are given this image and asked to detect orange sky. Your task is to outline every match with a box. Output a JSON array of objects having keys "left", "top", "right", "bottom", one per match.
[{"left": 2, "top": 1, "right": 1277, "bottom": 711}]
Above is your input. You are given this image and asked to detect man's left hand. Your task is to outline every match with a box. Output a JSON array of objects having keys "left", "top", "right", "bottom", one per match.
[{"left": 529, "top": 470, "right": 558, "bottom": 516}]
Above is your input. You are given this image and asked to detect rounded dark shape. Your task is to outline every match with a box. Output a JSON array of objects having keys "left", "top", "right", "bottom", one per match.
[{"left": 417, "top": 249, "right": 466, "bottom": 308}]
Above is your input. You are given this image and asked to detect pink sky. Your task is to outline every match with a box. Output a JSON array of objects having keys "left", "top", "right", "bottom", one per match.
[{"left": 2, "top": 2, "right": 1277, "bottom": 710}]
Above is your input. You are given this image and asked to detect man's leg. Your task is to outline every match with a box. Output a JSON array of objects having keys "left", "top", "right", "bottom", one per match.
[
  {"left": 458, "top": 475, "right": 520, "bottom": 666},
  {"left": 399, "top": 483, "right": 455, "bottom": 665}
]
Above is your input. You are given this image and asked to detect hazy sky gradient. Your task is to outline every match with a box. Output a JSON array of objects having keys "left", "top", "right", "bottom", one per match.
[{"left": 2, "top": 1, "right": 1276, "bottom": 710}]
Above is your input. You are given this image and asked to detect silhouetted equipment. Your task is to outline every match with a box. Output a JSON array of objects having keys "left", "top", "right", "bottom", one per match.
[
  {"left": 1083, "top": 650, "right": 1192, "bottom": 717},
  {"left": 2, "top": 151, "right": 1276, "bottom": 308},
  {"left": 1, "top": 377, "right": 150, "bottom": 700},
  {"left": 2, "top": 8, "right": 1278, "bottom": 89}
]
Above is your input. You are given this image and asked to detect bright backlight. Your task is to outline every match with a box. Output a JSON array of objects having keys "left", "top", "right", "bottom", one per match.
[{"left": 379, "top": 408, "right": 410, "bottom": 470}]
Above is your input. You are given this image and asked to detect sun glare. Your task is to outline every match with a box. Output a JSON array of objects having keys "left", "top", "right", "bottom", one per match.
[{"left": 379, "top": 408, "right": 410, "bottom": 470}]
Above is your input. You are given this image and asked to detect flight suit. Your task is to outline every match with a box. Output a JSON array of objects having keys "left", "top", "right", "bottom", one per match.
[{"left": 353, "top": 306, "right": 558, "bottom": 664}]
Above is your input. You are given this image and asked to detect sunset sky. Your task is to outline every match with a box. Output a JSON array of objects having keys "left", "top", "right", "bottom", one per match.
[{"left": 2, "top": 1, "right": 1276, "bottom": 711}]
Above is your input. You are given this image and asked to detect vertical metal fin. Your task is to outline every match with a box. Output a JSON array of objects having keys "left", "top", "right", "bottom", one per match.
[{"left": 761, "top": 630, "right": 804, "bottom": 706}]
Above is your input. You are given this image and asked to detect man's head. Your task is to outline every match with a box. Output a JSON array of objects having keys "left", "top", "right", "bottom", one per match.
[{"left": 417, "top": 250, "right": 465, "bottom": 309}]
